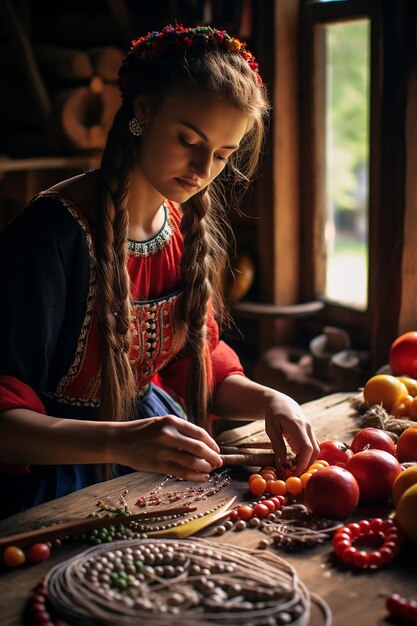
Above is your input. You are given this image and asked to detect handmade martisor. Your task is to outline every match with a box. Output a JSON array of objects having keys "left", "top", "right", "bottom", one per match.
[{"left": 44, "top": 538, "right": 332, "bottom": 625}]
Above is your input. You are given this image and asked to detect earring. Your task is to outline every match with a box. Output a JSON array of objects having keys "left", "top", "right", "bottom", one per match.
[{"left": 128, "top": 117, "right": 145, "bottom": 137}]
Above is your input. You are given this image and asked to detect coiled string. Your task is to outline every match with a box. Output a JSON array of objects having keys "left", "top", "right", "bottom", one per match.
[{"left": 45, "top": 537, "right": 332, "bottom": 625}]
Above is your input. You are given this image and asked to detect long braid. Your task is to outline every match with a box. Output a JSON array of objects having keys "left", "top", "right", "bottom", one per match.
[
  {"left": 95, "top": 106, "right": 137, "bottom": 423},
  {"left": 180, "top": 192, "right": 213, "bottom": 432}
]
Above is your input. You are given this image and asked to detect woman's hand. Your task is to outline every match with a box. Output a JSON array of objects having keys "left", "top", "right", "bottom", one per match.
[
  {"left": 113, "top": 415, "right": 223, "bottom": 481},
  {"left": 212, "top": 375, "right": 320, "bottom": 475},
  {"left": 263, "top": 389, "right": 320, "bottom": 475}
]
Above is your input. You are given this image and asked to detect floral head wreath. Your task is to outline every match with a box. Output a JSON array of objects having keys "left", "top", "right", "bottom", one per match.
[{"left": 118, "top": 24, "right": 262, "bottom": 99}]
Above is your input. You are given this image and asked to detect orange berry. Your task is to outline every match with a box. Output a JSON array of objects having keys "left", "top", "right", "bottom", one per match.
[
  {"left": 260, "top": 472, "right": 276, "bottom": 482},
  {"left": 269, "top": 480, "right": 287, "bottom": 496},
  {"left": 300, "top": 472, "right": 313, "bottom": 488},
  {"left": 265, "top": 479, "right": 275, "bottom": 494},
  {"left": 249, "top": 476, "right": 267, "bottom": 496},
  {"left": 308, "top": 463, "right": 327, "bottom": 472},
  {"left": 285, "top": 476, "right": 303, "bottom": 495},
  {"left": 248, "top": 473, "right": 263, "bottom": 484},
  {"left": 314, "top": 459, "right": 329, "bottom": 467}
]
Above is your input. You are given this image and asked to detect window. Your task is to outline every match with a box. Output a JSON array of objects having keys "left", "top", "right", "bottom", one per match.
[
  {"left": 299, "top": 1, "right": 371, "bottom": 327},
  {"left": 297, "top": 0, "right": 417, "bottom": 368},
  {"left": 324, "top": 19, "right": 369, "bottom": 309}
]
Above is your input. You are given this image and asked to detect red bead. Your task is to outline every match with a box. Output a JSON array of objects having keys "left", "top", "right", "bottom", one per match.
[
  {"left": 404, "top": 601, "right": 417, "bottom": 624},
  {"left": 358, "top": 519, "right": 371, "bottom": 532},
  {"left": 252, "top": 503, "right": 270, "bottom": 518},
  {"left": 237, "top": 505, "right": 254, "bottom": 521},
  {"left": 334, "top": 539, "right": 352, "bottom": 558},
  {"left": 269, "top": 497, "right": 282, "bottom": 509},
  {"left": 346, "top": 522, "right": 361, "bottom": 536},
  {"left": 262, "top": 499, "right": 276, "bottom": 513},
  {"left": 352, "top": 550, "right": 369, "bottom": 568},
  {"left": 335, "top": 526, "right": 352, "bottom": 537},
  {"left": 28, "top": 543, "right": 51, "bottom": 564},
  {"left": 332, "top": 532, "right": 352, "bottom": 547},
  {"left": 369, "top": 517, "right": 384, "bottom": 532},
  {"left": 380, "top": 519, "right": 396, "bottom": 532},
  {"left": 379, "top": 546, "right": 396, "bottom": 565},
  {"left": 228, "top": 510, "right": 239, "bottom": 522},
  {"left": 367, "top": 551, "right": 383, "bottom": 568},
  {"left": 386, "top": 594, "right": 405, "bottom": 617},
  {"left": 340, "top": 546, "right": 357, "bottom": 564}
]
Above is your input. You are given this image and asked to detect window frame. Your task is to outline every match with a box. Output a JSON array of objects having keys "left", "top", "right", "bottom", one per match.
[
  {"left": 297, "top": 0, "right": 417, "bottom": 368},
  {"left": 299, "top": 0, "right": 371, "bottom": 333}
]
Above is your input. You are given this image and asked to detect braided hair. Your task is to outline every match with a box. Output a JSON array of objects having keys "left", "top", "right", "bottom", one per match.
[{"left": 96, "top": 25, "right": 269, "bottom": 430}]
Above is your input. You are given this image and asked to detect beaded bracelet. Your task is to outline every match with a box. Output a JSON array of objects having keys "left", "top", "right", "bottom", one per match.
[
  {"left": 332, "top": 517, "right": 403, "bottom": 569},
  {"left": 386, "top": 593, "right": 417, "bottom": 624}
]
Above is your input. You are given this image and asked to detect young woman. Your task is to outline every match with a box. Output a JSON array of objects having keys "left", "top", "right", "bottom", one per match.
[{"left": 0, "top": 25, "right": 319, "bottom": 518}]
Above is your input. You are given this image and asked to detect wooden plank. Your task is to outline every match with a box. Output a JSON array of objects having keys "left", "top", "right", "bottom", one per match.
[{"left": 217, "top": 391, "right": 362, "bottom": 447}]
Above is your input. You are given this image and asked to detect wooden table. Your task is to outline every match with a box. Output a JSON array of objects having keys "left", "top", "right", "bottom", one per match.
[{"left": 0, "top": 392, "right": 416, "bottom": 626}]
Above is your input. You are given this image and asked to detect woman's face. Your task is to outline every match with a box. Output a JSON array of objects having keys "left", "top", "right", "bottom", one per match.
[{"left": 135, "top": 90, "right": 250, "bottom": 202}]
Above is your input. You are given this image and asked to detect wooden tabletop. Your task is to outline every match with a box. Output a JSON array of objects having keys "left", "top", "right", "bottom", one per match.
[{"left": 0, "top": 392, "right": 416, "bottom": 626}]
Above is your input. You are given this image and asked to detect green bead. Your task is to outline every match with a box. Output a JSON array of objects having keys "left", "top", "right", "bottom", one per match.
[
  {"left": 115, "top": 579, "right": 128, "bottom": 591},
  {"left": 134, "top": 560, "right": 144, "bottom": 571}
]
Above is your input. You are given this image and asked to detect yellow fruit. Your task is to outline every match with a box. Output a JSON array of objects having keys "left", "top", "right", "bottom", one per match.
[
  {"left": 392, "top": 466, "right": 417, "bottom": 507},
  {"left": 394, "top": 482, "right": 417, "bottom": 542},
  {"left": 363, "top": 374, "right": 408, "bottom": 411},
  {"left": 397, "top": 376, "right": 417, "bottom": 397}
]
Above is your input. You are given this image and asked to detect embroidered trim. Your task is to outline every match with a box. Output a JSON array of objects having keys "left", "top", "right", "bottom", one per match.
[
  {"left": 37, "top": 191, "right": 98, "bottom": 399},
  {"left": 43, "top": 384, "right": 150, "bottom": 407},
  {"left": 127, "top": 203, "right": 173, "bottom": 256}
]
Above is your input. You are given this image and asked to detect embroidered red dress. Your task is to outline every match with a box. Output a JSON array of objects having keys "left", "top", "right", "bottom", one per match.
[{"left": 0, "top": 190, "right": 244, "bottom": 517}]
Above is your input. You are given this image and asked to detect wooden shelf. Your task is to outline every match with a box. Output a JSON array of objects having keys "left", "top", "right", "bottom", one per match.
[{"left": 0, "top": 155, "right": 100, "bottom": 173}]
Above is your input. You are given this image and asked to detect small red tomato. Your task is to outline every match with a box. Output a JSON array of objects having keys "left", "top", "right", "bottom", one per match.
[
  {"left": 350, "top": 428, "right": 396, "bottom": 456},
  {"left": 304, "top": 466, "right": 360, "bottom": 519},
  {"left": 318, "top": 440, "right": 353, "bottom": 467},
  {"left": 346, "top": 449, "right": 402, "bottom": 503},
  {"left": 28, "top": 543, "right": 51, "bottom": 563}
]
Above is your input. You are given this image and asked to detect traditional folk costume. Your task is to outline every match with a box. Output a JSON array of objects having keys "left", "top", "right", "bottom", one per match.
[{"left": 0, "top": 190, "right": 244, "bottom": 517}]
